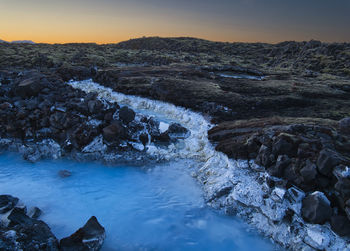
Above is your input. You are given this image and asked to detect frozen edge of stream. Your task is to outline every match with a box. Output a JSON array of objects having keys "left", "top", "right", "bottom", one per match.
[{"left": 67, "top": 79, "right": 349, "bottom": 251}]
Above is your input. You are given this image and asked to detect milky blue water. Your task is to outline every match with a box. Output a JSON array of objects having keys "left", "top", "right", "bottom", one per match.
[{"left": 0, "top": 153, "right": 279, "bottom": 251}]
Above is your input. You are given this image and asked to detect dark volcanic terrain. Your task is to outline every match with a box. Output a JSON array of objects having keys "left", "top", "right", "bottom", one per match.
[{"left": 1, "top": 37, "right": 350, "bottom": 250}]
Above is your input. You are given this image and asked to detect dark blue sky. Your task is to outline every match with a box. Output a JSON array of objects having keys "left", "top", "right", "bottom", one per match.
[{"left": 1, "top": 0, "right": 349, "bottom": 43}]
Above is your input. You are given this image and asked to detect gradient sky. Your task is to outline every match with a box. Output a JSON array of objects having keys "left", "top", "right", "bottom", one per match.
[{"left": 1, "top": 0, "right": 350, "bottom": 44}]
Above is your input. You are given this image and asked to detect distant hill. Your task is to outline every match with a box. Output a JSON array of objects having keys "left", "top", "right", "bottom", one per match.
[
  {"left": 114, "top": 37, "right": 350, "bottom": 76},
  {"left": 11, "top": 40, "right": 35, "bottom": 44},
  {"left": 0, "top": 39, "right": 35, "bottom": 44}
]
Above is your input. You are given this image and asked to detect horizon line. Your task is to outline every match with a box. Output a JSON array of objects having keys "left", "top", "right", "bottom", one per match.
[{"left": 1, "top": 36, "right": 350, "bottom": 45}]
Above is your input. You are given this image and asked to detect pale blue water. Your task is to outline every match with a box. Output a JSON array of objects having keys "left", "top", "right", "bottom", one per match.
[{"left": 0, "top": 153, "right": 279, "bottom": 251}]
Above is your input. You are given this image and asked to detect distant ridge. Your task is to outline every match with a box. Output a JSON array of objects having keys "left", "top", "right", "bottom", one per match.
[
  {"left": 11, "top": 40, "right": 35, "bottom": 44},
  {"left": 0, "top": 39, "right": 35, "bottom": 44}
]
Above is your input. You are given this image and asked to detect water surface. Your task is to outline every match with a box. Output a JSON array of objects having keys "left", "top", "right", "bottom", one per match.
[{"left": 0, "top": 153, "right": 278, "bottom": 251}]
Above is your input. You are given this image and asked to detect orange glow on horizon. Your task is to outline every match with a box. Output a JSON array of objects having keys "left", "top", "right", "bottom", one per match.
[{"left": 1, "top": 0, "right": 349, "bottom": 44}]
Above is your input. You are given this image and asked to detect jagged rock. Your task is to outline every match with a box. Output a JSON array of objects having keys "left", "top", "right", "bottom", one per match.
[
  {"left": 339, "top": 117, "right": 350, "bottom": 135},
  {"left": 302, "top": 191, "right": 332, "bottom": 224},
  {"left": 6, "top": 207, "right": 59, "bottom": 250},
  {"left": 119, "top": 106, "right": 135, "bottom": 124},
  {"left": 317, "top": 149, "right": 342, "bottom": 176},
  {"left": 28, "top": 207, "right": 42, "bottom": 219},
  {"left": 330, "top": 215, "right": 350, "bottom": 237},
  {"left": 60, "top": 216, "right": 105, "bottom": 251},
  {"left": 255, "top": 145, "right": 274, "bottom": 167},
  {"left": 0, "top": 195, "right": 19, "bottom": 214}
]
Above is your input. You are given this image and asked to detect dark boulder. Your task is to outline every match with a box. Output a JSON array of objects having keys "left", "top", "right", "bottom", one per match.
[
  {"left": 139, "top": 133, "right": 149, "bottom": 146},
  {"left": 57, "top": 65, "right": 93, "bottom": 81},
  {"left": 71, "top": 124, "right": 99, "bottom": 149},
  {"left": 6, "top": 207, "right": 59, "bottom": 250},
  {"left": 255, "top": 145, "right": 274, "bottom": 167},
  {"left": 28, "top": 206, "right": 42, "bottom": 219},
  {"left": 272, "top": 133, "right": 298, "bottom": 157},
  {"left": 268, "top": 155, "right": 291, "bottom": 178},
  {"left": 13, "top": 72, "right": 48, "bottom": 98},
  {"left": 60, "top": 216, "right": 105, "bottom": 251},
  {"left": 88, "top": 100, "right": 103, "bottom": 114},
  {"left": 102, "top": 121, "right": 127, "bottom": 142},
  {"left": 167, "top": 123, "right": 189, "bottom": 135},
  {"left": 302, "top": 192, "right": 332, "bottom": 224},
  {"left": 300, "top": 160, "right": 318, "bottom": 183},
  {"left": 330, "top": 215, "right": 350, "bottom": 237},
  {"left": 152, "top": 132, "right": 171, "bottom": 144},
  {"left": 0, "top": 195, "right": 19, "bottom": 214},
  {"left": 119, "top": 106, "right": 135, "bottom": 124},
  {"left": 335, "top": 178, "right": 350, "bottom": 199},
  {"left": 317, "top": 149, "right": 342, "bottom": 176}
]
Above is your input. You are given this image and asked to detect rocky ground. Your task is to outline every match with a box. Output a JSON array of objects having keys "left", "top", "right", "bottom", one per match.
[
  {"left": 1, "top": 37, "right": 350, "bottom": 250},
  {"left": 0, "top": 195, "right": 105, "bottom": 250}
]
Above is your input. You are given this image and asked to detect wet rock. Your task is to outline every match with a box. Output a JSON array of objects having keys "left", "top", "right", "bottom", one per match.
[
  {"left": 0, "top": 195, "right": 19, "bottom": 214},
  {"left": 58, "top": 170, "right": 72, "bottom": 178},
  {"left": 330, "top": 215, "right": 350, "bottom": 237},
  {"left": 317, "top": 149, "right": 342, "bottom": 176},
  {"left": 339, "top": 117, "right": 350, "bottom": 135},
  {"left": 6, "top": 207, "right": 59, "bottom": 250},
  {"left": 119, "top": 106, "right": 135, "bottom": 124},
  {"left": 60, "top": 216, "right": 105, "bottom": 251},
  {"left": 302, "top": 191, "right": 332, "bottom": 224},
  {"left": 152, "top": 132, "right": 171, "bottom": 143},
  {"left": 167, "top": 123, "right": 189, "bottom": 135},
  {"left": 28, "top": 206, "right": 42, "bottom": 219}
]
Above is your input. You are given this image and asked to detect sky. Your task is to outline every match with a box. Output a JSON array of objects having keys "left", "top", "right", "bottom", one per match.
[{"left": 1, "top": 0, "right": 350, "bottom": 44}]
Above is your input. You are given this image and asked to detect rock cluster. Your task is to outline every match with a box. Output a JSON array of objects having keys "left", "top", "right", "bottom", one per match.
[
  {"left": 0, "top": 70, "right": 189, "bottom": 163},
  {"left": 0, "top": 195, "right": 105, "bottom": 251},
  {"left": 209, "top": 118, "right": 350, "bottom": 236}
]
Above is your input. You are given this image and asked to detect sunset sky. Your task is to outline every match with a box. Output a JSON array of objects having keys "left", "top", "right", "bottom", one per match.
[{"left": 1, "top": 0, "right": 350, "bottom": 44}]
